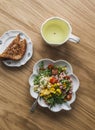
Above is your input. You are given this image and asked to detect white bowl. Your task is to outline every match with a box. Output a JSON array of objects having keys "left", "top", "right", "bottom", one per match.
[{"left": 29, "top": 59, "right": 80, "bottom": 112}]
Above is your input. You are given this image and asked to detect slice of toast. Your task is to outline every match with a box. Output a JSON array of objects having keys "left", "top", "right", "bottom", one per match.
[{"left": 0, "top": 34, "right": 27, "bottom": 60}]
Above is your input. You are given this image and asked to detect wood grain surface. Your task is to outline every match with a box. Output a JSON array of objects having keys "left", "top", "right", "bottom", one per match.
[{"left": 0, "top": 0, "right": 95, "bottom": 130}]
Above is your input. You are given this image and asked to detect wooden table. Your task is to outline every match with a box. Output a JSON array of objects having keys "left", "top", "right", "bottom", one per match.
[{"left": 0, "top": 0, "right": 95, "bottom": 130}]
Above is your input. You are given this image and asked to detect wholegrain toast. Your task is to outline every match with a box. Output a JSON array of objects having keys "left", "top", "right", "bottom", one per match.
[{"left": 0, "top": 34, "right": 27, "bottom": 60}]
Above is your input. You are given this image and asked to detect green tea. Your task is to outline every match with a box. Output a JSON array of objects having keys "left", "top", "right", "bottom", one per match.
[{"left": 42, "top": 19, "right": 70, "bottom": 44}]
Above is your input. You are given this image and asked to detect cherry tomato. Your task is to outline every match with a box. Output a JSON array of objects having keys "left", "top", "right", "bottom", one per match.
[
  {"left": 52, "top": 69, "right": 58, "bottom": 75},
  {"left": 50, "top": 77, "right": 58, "bottom": 84},
  {"left": 48, "top": 64, "right": 54, "bottom": 70},
  {"left": 64, "top": 76, "right": 70, "bottom": 80},
  {"left": 66, "top": 93, "right": 72, "bottom": 100}
]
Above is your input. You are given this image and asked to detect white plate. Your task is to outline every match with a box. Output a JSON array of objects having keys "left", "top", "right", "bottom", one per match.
[
  {"left": 0, "top": 30, "right": 33, "bottom": 67},
  {"left": 29, "top": 59, "right": 80, "bottom": 112}
]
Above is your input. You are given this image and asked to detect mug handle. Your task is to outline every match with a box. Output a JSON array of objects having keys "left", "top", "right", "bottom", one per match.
[{"left": 69, "top": 34, "right": 80, "bottom": 43}]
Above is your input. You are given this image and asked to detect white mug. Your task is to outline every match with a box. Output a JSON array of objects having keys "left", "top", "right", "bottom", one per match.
[{"left": 41, "top": 17, "right": 80, "bottom": 46}]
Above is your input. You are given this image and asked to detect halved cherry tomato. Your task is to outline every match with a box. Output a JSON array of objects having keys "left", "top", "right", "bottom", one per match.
[
  {"left": 52, "top": 69, "right": 58, "bottom": 75},
  {"left": 48, "top": 64, "right": 54, "bottom": 70},
  {"left": 50, "top": 77, "right": 58, "bottom": 84},
  {"left": 64, "top": 76, "right": 70, "bottom": 80},
  {"left": 66, "top": 93, "right": 72, "bottom": 100}
]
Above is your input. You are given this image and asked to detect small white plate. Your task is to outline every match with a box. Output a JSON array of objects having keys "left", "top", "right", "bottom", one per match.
[
  {"left": 0, "top": 30, "right": 33, "bottom": 67},
  {"left": 29, "top": 59, "right": 80, "bottom": 112}
]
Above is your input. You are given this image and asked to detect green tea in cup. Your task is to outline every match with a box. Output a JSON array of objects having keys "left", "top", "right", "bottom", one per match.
[{"left": 41, "top": 17, "right": 80, "bottom": 46}]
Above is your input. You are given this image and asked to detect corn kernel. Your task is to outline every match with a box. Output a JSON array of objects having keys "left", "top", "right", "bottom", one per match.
[
  {"left": 56, "top": 89, "right": 61, "bottom": 94},
  {"left": 62, "top": 67, "right": 67, "bottom": 71},
  {"left": 57, "top": 83, "right": 60, "bottom": 86}
]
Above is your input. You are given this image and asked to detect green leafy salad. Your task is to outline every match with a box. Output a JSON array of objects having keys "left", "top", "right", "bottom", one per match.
[{"left": 33, "top": 61, "right": 72, "bottom": 107}]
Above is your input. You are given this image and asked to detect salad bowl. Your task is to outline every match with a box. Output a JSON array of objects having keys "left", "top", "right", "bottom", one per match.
[{"left": 29, "top": 59, "right": 79, "bottom": 112}]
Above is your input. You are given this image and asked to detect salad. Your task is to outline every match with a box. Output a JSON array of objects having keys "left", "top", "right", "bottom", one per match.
[{"left": 33, "top": 61, "right": 72, "bottom": 108}]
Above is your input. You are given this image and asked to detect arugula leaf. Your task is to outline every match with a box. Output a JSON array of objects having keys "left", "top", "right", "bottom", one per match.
[
  {"left": 39, "top": 61, "right": 44, "bottom": 69},
  {"left": 45, "top": 94, "right": 66, "bottom": 108}
]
